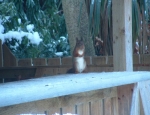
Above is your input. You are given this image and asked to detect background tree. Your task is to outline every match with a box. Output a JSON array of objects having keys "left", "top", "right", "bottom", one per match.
[
  {"left": 85, "top": 0, "right": 150, "bottom": 55},
  {"left": 0, "top": 0, "right": 69, "bottom": 58},
  {"left": 62, "top": 0, "right": 95, "bottom": 56}
]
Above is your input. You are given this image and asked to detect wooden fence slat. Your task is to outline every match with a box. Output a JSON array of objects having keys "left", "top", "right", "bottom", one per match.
[
  {"left": 117, "top": 84, "right": 134, "bottom": 115},
  {"left": 3, "top": 44, "right": 17, "bottom": 67},
  {"left": 141, "top": 54, "right": 150, "bottom": 65},
  {"left": 107, "top": 56, "right": 113, "bottom": 66},
  {"left": 91, "top": 100, "right": 103, "bottom": 115},
  {"left": 139, "top": 92, "right": 145, "bottom": 115},
  {"left": 0, "top": 102, "right": 45, "bottom": 115},
  {"left": 77, "top": 103, "right": 90, "bottom": 115},
  {"left": 48, "top": 108, "right": 60, "bottom": 115},
  {"left": 48, "top": 58, "right": 61, "bottom": 66},
  {"left": 104, "top": 98, "right": 112, "bottom": 115},
  {"left": 133, "top": 54, "right": 140, "bottom": 65},
  {"left": 61, "top": 57, "right": 72, "bottom": 65},
  {"left": 111, "top": 97, "right": 118, "bottom": 115},
  {"left": 85, "top": 56, "right": 92, "bottom": 65},
  {"left": 32, "top": 58, "right": 47, "bottom": 66},
  {"left": 130, "top": 83, "right": 140, "bottom": 115},
  {"left": 18, "top": 58, "right": 32, "bottom": 66},
  {"left": 0, "top": 67, "right": 36, "bottom": 79},
  {"left": 92, "top": 56, "right": 106, "bottom": 66},
  {"left": 139, "top": 81, "right": 150, "bottom": 115},
  {"left": 62, "top": 106, "right": 76, "bottom": 114}
]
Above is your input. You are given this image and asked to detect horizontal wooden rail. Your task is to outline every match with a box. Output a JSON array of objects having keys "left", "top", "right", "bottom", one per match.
[{"left": 0, "top": 71, "right": 150, "bottom": 107}]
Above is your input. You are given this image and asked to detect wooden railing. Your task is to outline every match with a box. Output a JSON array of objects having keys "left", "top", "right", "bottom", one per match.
[
  {"left": 0, "top": 44, "right": 150, "bottom": 115},
  {"left": 1, "top": 72, "right": 150, "bottom": 115}
]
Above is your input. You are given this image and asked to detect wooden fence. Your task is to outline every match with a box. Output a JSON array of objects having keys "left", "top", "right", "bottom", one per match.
[
  {"left": 0, "top": 87, "right": 119, "bottom": 115},
  {"left": 0, "top": 43, "right": 150, "bottom": 83},
  {"left": 0, "top": 44, "right": 150, "bottom": 115}
]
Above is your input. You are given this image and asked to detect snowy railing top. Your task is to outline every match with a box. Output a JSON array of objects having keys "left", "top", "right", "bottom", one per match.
[{"left": 1, "top": 71, "right": 150, "bottom": 107}]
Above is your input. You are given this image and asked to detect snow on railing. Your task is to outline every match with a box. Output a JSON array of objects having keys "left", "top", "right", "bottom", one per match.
[{"left": 1, "top": 71, "right": 150, "bottom": 107}]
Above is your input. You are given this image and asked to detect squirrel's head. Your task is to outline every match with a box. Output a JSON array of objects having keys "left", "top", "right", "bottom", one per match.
[
  {"left": 75, "top": 37, "right": 85, "bottom": 55},
  {"left": 76, "top": 37, "right": 85, "bottom": 49}
]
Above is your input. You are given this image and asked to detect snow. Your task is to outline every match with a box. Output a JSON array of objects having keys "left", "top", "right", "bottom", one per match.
[
  {"left": 0, "top": 18, "right": 42, "bottom": 45},
  {"left": 55, "top": 52, "right": 63, "bottom": 57},
  {"left": 18, "top": 18, "right": 21, "bottom": 24},
  {"left": 26, "top": 24, "right": 34, "bottom": 32},
  {"left": 0, "top": 24, "right": 4, "bottom": 33},
  {"left": 0, "top": 30, "right": 42, "bottom": 45},
  {"left": 18, "top": 113, "right": 77, "bottom": 115},
  {"left": 60, "top": 36, "right": 67, "bottom": 41},
  {"left": 0, "top": 17, "right": 68, "bottom": 57},
  {"left": 53, "top": 113, "right": 77, "bottom": 115},
  {"left": 27, "top": 32, "right": 42, "bottom": 45},
  {"left": 0, "top": 71, "right": 150, "bottom": 107}
]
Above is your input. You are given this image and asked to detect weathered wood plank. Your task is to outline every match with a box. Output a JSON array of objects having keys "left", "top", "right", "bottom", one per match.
[
  {"left": 141, "top": 54, "right": 150, "bottom": 65},
  {"left": 47, "top": 58, "right": 61, "bottom": 66},
  {"left": 133, "top": 54, "right": 140, "bottom": 65},
  {"left": 85, "top": 56, "right": 92, "bottom": 65},
  {"left": 111, "top": 97, "right": 118, "bottom": 115},
  {"left": 62, "top": 106, "right": 76, "bottom": 114},
  {"left": 77, "top": 103, "right": 89, "bottom": 115},
  {"left": 0, "top": 67, "right": 36, "bottom": 80},
  {"left": 0, "top": 40, "right": 3, "bottom": 67},
  {"left": 61, "top": 57, "right": 72, "bottom": 65},
  {"left": 139, "top": 93, "right": 144, "bottom": 115},
  {"left": 92, "top": 56, "right": 106, "bottom": 66},
  {"left": 130, "top": 83, "right": 140, "bottom": 115},
  {"left": 3, "top": 44, "right": 17, "bottom": 67},
  {"left": 48, "top": 108, "right": 60, "bottom": 115},
  {"left": 112, "top": 0, "right": 133, "bottom": 71},
  {"left": 139, "top": 80, "right": 150, "bottom": 115},
  {"left": 117, "top": 84, "right": 134, "bottom": 115},
  {"left": 18, "top": 58, "right": 32, "bottom": 66},
  {"left": 0, "top": 87, "right": 117, "bottom": 115},
  {"left": 91, "top": 100, "right": 103, "bottom": 115},
  {"left": 32, "top": 58, "right": 47, "bottom": 66},
  {"left": 104, "top": 98, "right": 112, "bottom": 115}
]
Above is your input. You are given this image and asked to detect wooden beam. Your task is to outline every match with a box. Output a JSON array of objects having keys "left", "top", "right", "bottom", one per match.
[
  {"left": 112, "top": 0, "right": 133, "bottom": 71},
  {"left": 0, "top": 40, "right": 3, "bottom": 67},
  {"left": 0, "top": 87, "right": 117, "bottom": 115},
  {"left": 0, "top": 71, "right": 150, "bottom": 107},
  {"left": 112, "top": 0, "right": 133, "bottom": 115}
]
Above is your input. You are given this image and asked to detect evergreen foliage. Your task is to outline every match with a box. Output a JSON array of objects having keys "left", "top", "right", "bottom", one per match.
[{"left": 0, "top": 0, "right": 69, "bottom": 58}]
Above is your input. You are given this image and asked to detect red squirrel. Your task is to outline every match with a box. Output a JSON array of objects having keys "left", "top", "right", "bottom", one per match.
[{"left": 67, "top": 37, "right": 87, "bottom": 73}]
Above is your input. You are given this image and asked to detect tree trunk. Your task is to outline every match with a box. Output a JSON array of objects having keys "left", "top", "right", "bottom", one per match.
[{"left": 62, "top": 0, "right": 95, "bottom": 56}]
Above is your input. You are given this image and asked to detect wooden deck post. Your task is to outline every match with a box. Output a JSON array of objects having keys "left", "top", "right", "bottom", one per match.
[
  {"left": 112, "top": 0, "right": 133, "bottom": 115},
  {"left": 0, "top": 40, "right": 3, "bottom": 67},
  {"left": 112, "top": 0, "right": 133, "bottom": 71}
]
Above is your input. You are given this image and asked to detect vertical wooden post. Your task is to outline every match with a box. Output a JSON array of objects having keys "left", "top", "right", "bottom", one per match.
[
  {"left": 112, "top": 0, "right": 133, "bottom": 115},
  {"left": 0, "top": 40, "right": 3, "bottom": 67},
  {"left": 112, "top": 0, "right": 133, "bottom": 71}
]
